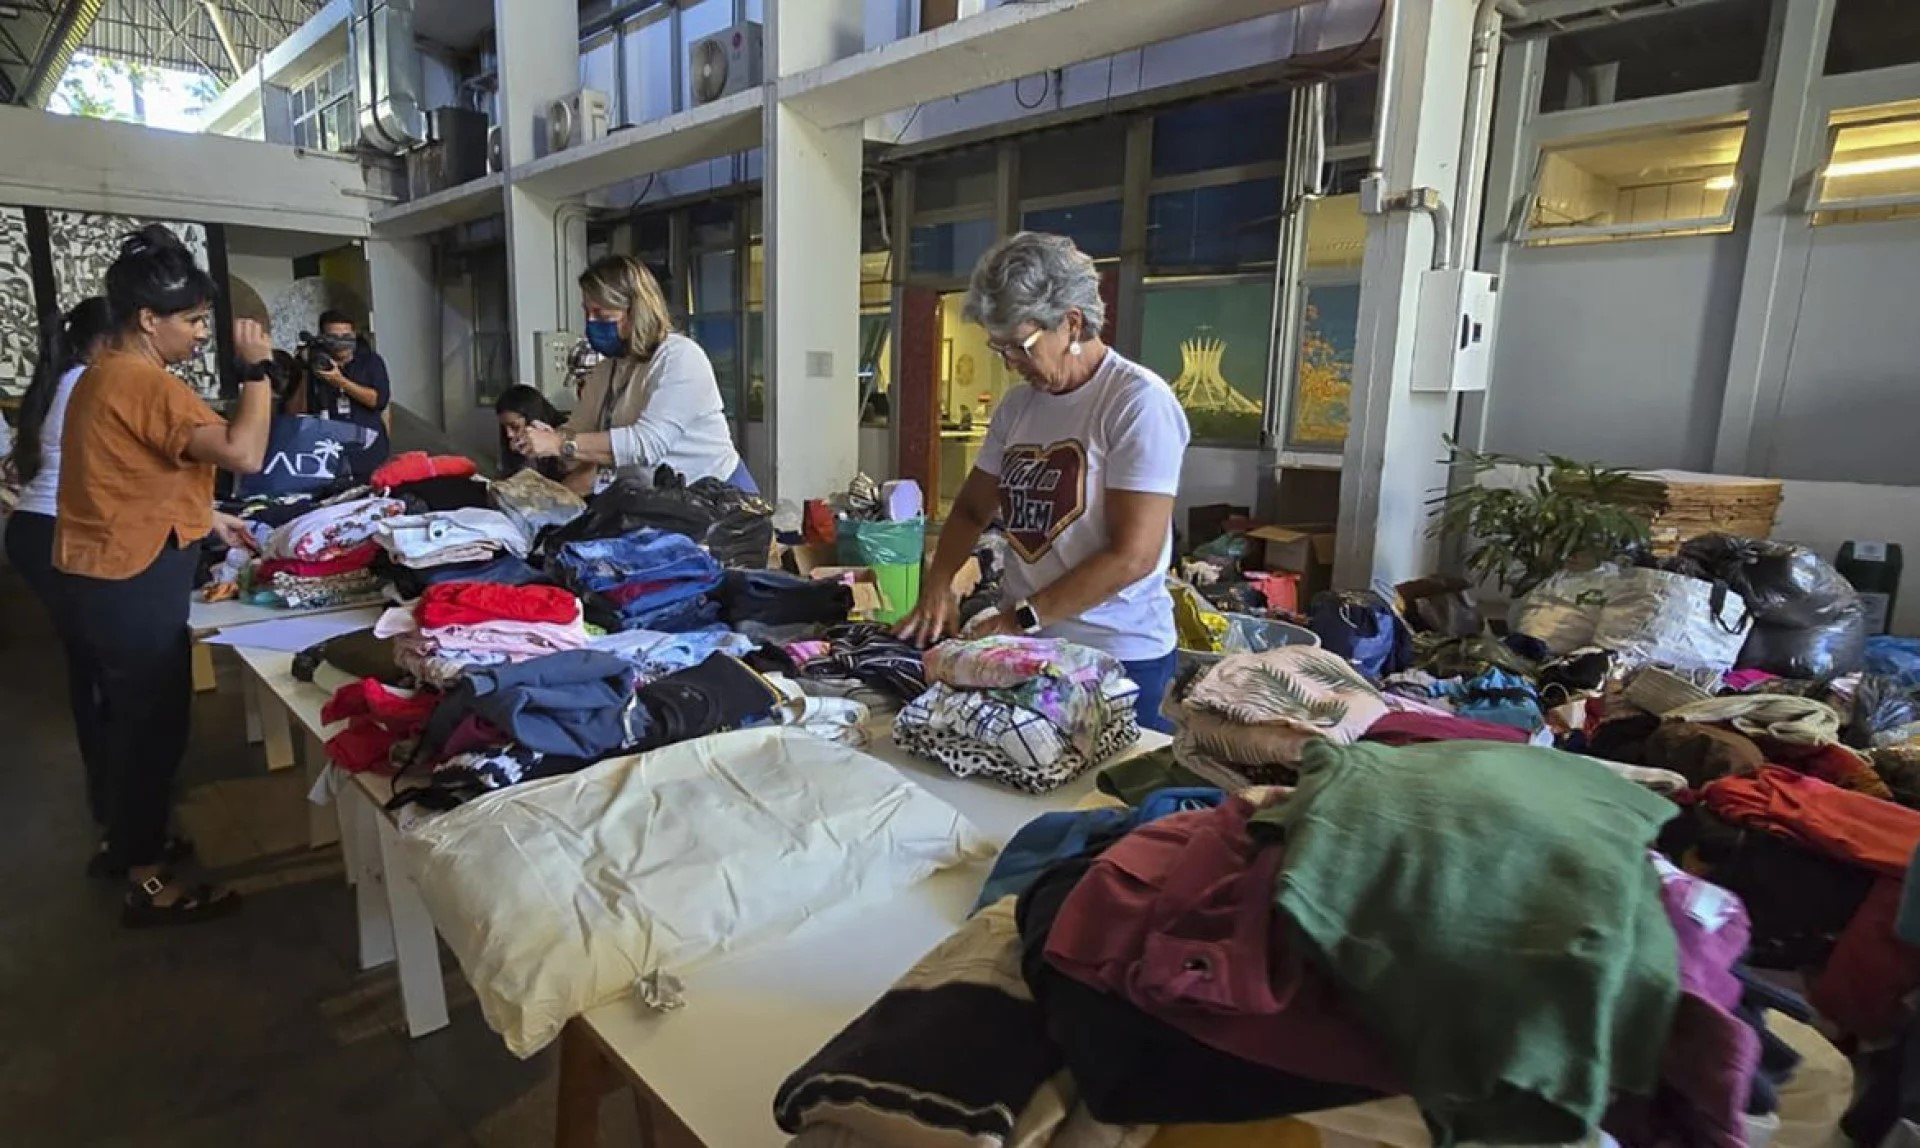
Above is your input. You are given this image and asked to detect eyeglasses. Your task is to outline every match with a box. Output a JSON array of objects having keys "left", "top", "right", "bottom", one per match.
[{"left": 987, "top": 328, "right": 1045, "bottom": 364}]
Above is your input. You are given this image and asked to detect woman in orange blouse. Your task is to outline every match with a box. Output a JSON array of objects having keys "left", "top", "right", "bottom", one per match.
[{"left": 55, "top": 225, "right": 277, "bottom": 927}]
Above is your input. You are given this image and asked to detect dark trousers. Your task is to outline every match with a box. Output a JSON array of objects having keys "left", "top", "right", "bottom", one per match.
[
  {"left": 55, "top": 539, "right": 197, "bottom": 870},
  {"left": 4, "top": 511, "right": 112, "bottom": 828}
]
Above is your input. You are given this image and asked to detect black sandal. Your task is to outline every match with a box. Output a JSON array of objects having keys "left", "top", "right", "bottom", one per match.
[
  {"left": 121, "top": 876, "right": 242, "bottom": 929},
  {"left": 87, "top": 835, "right": 195, "bottom": 879}
]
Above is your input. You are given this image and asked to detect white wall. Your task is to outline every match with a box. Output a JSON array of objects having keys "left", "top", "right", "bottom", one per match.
[
  {"left": 1486, "top": 235, "right": 1744, "bottom": 471},
  {"left": 1, "top": 106, "right": 367, "bottom": 237},
  {"left": 1177, "top": 447, "right": 1266, "bottom": 531},
  {"left": 1765, "top": 218, "right": 1920, "bottom": 486},
  {"left": 225, "top": 253, "right": 298, "bottom": 307}
]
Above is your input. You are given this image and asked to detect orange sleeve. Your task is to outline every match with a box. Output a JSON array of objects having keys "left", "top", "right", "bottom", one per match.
[{"left": 126, "top": 371, "right": 225, "bottom": 462}]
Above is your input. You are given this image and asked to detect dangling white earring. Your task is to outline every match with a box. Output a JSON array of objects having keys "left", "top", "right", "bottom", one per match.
[{"left": 1069, "top": 341, "right": 1083, "bottom": 356}]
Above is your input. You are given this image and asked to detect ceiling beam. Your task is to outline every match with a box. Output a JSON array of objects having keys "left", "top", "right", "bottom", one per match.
[
  {"left": 23, "top": 0, "right": 106, "bottom": 107},
  {"left": 199, "top": 0, "right": 243, "bottom": 73}
]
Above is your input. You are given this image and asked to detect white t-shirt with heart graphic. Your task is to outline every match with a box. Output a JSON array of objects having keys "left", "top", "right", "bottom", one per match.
[{"left": 973, "top": 348, "right": 1190, "bottom": 662}]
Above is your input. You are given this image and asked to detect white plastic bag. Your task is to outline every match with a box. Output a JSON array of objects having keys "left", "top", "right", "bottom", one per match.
[
  {"left": 1511, "top": 565, "right": 1621, "bottom": 655},
  {"left": 1594, "top": 567, "right": 1750, "bottom": 675}
]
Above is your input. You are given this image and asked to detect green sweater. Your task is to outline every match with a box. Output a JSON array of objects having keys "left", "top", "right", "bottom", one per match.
[{"left": 1254, "top": 740, "right": 1680, "bottom": 1146}]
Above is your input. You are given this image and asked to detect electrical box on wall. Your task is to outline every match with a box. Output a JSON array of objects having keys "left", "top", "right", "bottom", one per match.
[
  {"left": 534, "top": 331, "right": 578, "bottom": 400},
  {"left": 1409, "top": 269, "right": 1499, "bottom": 394}
]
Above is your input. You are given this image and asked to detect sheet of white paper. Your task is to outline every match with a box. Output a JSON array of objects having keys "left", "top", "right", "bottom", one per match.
[{"left": 200, "top": 607, "right": 385, "bottom": 653}]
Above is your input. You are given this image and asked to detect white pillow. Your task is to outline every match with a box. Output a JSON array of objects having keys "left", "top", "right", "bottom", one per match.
[{"left": 400, "top": 726, "right": 993, "bottom": 1057}]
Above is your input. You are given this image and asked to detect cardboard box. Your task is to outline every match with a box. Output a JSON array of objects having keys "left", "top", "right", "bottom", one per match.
[
  {"left": 1244, "top": 523, "right": 1337, "bottom": 601},
  {"left": 807, "top": 566, "right": 889, "bottom": 620}
]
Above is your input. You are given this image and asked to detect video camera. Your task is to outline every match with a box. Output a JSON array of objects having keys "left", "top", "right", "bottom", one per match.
[{"left": 296, "top": 329, "right": 337, "bottom": 374}]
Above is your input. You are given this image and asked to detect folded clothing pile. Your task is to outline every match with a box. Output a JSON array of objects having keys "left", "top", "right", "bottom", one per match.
[
  {"left": 895, "top": 636, "right": 1141, "bottom": 793},
  {"left": 717, "top": 569, "right": 851, "bottom": 628},
  {"left": 779, "top": 622, "right": 928, "bottom": 704},
  {"left": 392, "top": 649, "right": 781, "bottom": 810},
  {"left": 375, "top": 581, "right": 590, "bottom": 688},
  {"left": 587, "top": 627, "right": 758, "bottom": 681},
  {"left": 375, "top": 508, "right": 531, "bottom": 570},
  {"left": 1167, "top": 645, "right": 1391, "bottom": 790},
  {"left": 550, "top": 527, "right": 724, "bottom": 633},
  {"left": 371, "top": 451, "right": 479, "bottom": 492},
  {"left": 489, "top": 467, "right": 585, "bottom": 541},
  {"left": 535, "top": 466, "right": 773, "bottom": 570},
  {"left": 253, "top": 540, "right": 385, "bottom": 609},
  {"left": 323, "top": 678, "right": 439, "bottom": 774}
]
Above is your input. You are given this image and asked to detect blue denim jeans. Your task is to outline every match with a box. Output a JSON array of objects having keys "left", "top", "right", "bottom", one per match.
[
  {"left": 1122, "top": 651, "right": 1178, "bottom": 735},
  {"left": 553, "top": 530, "right": 720, "bottom": 595}
]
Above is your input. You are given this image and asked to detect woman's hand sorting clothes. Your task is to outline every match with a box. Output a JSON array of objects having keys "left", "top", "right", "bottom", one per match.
[
  {"left": 512, "top": 420, "right": 566, "bottom": 460},
  {"left": 895, "top": 588, "right": 962, "bottom": 649},
  {"left": 211, "top": 511, "right": 259, "bottom": 553}
]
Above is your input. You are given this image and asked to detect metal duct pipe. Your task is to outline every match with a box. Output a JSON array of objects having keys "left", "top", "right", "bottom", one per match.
[
  {"left": 351, "top": 0, "right": 427, "bottom": 154},
  {"left": 1363, "top": 0, "right": 1400, "bottom": 190},
  {"left": 199, "top": 0, "right": 245, "bottom": 77},
  {"left": 1451, "top": 0, "right": 1505, "bottom": 269},
  {"left": 23, "top": 0, "right": 105, "bottom": 108}
]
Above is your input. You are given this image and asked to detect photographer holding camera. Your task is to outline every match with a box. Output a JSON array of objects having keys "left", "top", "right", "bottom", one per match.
[{"left": 286, "top": 309, "right": 390, "bottom": 464}]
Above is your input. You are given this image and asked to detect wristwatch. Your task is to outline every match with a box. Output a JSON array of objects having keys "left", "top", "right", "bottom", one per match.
[
  {"left": 561, "top": 431, "right": 578, "bottom": 461},
  {"left": 1012, "top": 599, "right": 1043, "bottom": 635}
]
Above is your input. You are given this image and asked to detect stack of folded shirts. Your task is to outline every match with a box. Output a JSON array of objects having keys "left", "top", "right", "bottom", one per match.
[
  {"left": 375, "top": 508, "right": 531, "bottom": 569},
  {"left": 550, "top": 527, "right": 724, "bottom": 633},
  {"left": 587, "top": 627, "right": 759, "bottom": 681},
  {"left": 264, "top": 496, "right": 407, "bottom": 563},
  {"left": 374, "top": 581, "right": 590, "bottom": 688},
  {"left": 894, "top": 636, "right": 1141, "bottom": 793},
  {"left": 371, "top": 451, "right": 479, "bottom": 492},
  {"left": 254, "top": 542, "right": 384, "bottom": 609},
  {"left": 1168, "top": 645, "right": 1391, "bottom": 790}
]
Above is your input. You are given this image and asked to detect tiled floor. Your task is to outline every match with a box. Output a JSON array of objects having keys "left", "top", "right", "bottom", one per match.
[{"left": 0, "top": 570, "right": 638, "bottom": 1147}]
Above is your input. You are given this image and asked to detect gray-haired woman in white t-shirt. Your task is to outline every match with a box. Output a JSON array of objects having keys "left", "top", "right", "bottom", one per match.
[{"left": 897, "top": 232, "right": 1190, "bottom": 732}]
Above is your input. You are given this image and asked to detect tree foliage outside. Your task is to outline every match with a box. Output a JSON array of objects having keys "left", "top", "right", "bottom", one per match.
[{"left": 50, "top": 52, "right": 224, "bottom": 130}]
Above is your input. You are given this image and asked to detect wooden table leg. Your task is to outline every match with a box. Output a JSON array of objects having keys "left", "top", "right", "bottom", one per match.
[
  {"left": 375, "top": 811, "right": 449, "bottom": 1037},
  {"left": 302, "top": 732, "right": 341, "bottom": 850},
  {"left": 556, "top": 1020, "right": 617, "bottom": 1148},
  {"left": 191, "top": 640, "right": 217, "bottom": 693}
]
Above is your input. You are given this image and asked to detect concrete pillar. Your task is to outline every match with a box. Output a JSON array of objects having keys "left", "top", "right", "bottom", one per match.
[
  {"left": 1334, "top": 0, "right": 1477, "bottom": 588},
  {"left": 763, "top": 0, "right": 866, "bottom": 502},
  {"left": 365, "top": 235, "right": 441, "bottom": 426},
  {"left": 495, "top": 0, "right": 580, "bottom": 381}
]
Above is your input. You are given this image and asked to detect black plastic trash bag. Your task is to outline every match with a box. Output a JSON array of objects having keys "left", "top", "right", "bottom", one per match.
[
  {"left": 536, "top": 465, "right": 775, "bottom": 570},
  {"left": 1669, "top": 535, "right": 1859, "bottom": 629},
  {"left": 1737, "top": 602, "right": 1869, "bottom": 680}
]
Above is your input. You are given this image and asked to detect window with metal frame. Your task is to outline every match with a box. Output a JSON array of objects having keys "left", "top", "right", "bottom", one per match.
[
  {"left": 1825, "top": 0, "right": 1920, "bottom": 77},
  {"left": 291, "top": 58, "right": 355, "bottom": 153},
  {"left": 1520, "top": 116, "right": 1749, "bottom": 245},
  {"left": 1808, "top": 99, "right": 1920, "bottom": 225},
  {"left": 1138, "top": 276, "right": 1273, "bottom": 446},
  {"left": 1536, "top": 0, "right": 1770, "bottom": 114}
]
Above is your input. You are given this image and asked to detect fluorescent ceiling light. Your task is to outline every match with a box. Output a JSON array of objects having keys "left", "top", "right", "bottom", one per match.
[
  {"left": 1703, "top": 175, "right": 1736, "bottom": 191},
  {"left": 1827, "top": 152, "right": 1920, "bottom": 178}
]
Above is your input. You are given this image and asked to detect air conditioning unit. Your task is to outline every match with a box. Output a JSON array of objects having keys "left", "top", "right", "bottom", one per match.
[
  {"left": 689, "top": 22, "right": 763, "bottom": 107},
  {"left": 546, "top": 88, "right": 610, "bottom": 154},
  {"left": 487, "top": 124, "right": 503, "bottom": 172}
]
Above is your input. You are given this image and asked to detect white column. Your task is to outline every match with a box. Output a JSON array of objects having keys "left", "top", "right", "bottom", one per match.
[
  {"left": 365, "top": 235, "right": 440, "bottom": 425},
  {"left": 764, "top": 0, "right": 866, "bottom": 502},
  {"left": 1335, "top": 0, "right": 1477, "bottom": 588},
  {"left": 495, "top": 0, "right": 581, "bottom": 380}
]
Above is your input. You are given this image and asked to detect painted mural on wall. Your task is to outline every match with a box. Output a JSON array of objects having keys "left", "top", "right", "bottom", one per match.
[
  {"left": 1288, "top": 284, "right": 1360, "bottom": 450},
  {"left": 0, "top": 207, "right": 36, "bottom": 397},
  {"left": 47, "top": 211, "right": 220, "bottom": 399},
  {"left": 268, "top": 276, "right": 370, "bottom": 356}
]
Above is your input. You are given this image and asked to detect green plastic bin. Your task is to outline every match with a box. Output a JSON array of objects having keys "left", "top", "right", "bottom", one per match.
[{"left": 839, "top": 518, "right": 926, "bottom": 625}]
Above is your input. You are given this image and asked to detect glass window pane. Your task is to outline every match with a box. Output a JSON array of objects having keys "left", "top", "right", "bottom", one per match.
[
  {"left": 1019, "top": 121, "right": 1127, "bottom": 199},
  {"left": 690, "top": 314, "right": 742, "bottom": 416},
  {"left": 745, "top": 311, "right": 764, "bottom": 421},
  {"left": 1146, "top": 178, "right": 1282, "bottom": 269},
  {"left": 1539, "top": 0, "right": 1768, "bottom": 114},
  {"left": 630, "top": 15, "right": 676, "bottom": 122},
  {"left": 1304, "top": 194, "right": 1367, "bottom": 271},
  {"left": 860, "top": 311, "right": 892, "bottom": 427},
  {"left": 695, "top": 249, "right": 737, "bottom": 312},
  {"left": 1329, "top": 74, "right": 1376, "bottom": 146},
  {"left": 1524, "top": 117, "right": 1746, "bottom": 242},
  {"left": 1289, "top": 284, "right": 1359, "bottom": 450},
  {"left": 1021, "top": 200, "right": 1122, "bottom": 260},
  {"left": 1826, "top": 0, "right": 1920, "bottom": 76},
  {"left": 1139, "top": 279, "right": 1272, "bottom": 445},
  {"left": 910, "top": 217, "right": 996, "bottom": 278},
  {"left": 914, "top": 150, "right": 997, "bottom": 213},
  {"left": 1812, "top": 100, "right": 1920, "bottom": 224},
  {"left": 1151, "top": 90, "right": 1288, "bottom": 178}
]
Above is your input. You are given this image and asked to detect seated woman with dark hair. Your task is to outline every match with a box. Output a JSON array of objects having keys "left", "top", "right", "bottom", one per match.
[{"left": 494, "top": 384, "right": 569, "bottom": 482}]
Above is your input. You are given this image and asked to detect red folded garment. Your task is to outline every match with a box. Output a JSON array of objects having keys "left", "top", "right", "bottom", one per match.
[
  {"left": 322, "top": 679, "right": 441, "bottom": 774},
  {"left": 372, "top": 451, "right": 479, "bottom": 491},
  {"left": 416, "top": 581, "right": 581, "bottom": 629},
  {"left": 1811, "top": 878, "right": 1920, "bottom": 1042},
  {"left": 257, "top": 541, "right": 381, "bottom": 582},
  {"left": 1702, "top": 765, "right": 1920, "bottom": 877}
]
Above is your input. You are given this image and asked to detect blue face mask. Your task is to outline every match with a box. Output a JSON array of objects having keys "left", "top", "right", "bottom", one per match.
[{"left": 585, "top": 319, "right": 625, "bottom": 357}]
